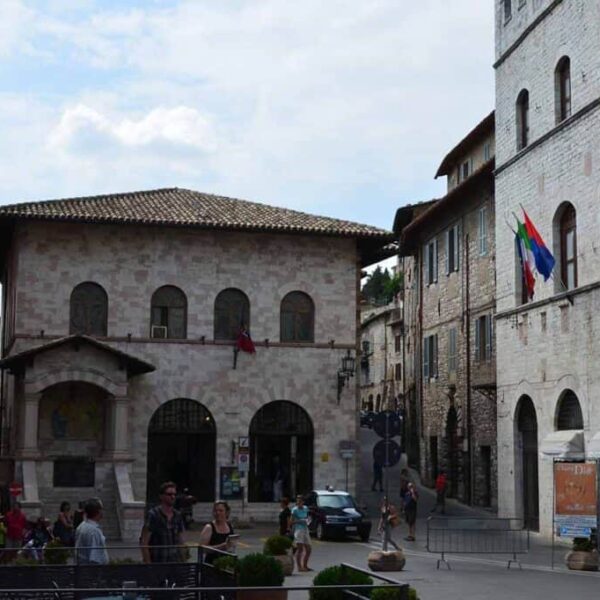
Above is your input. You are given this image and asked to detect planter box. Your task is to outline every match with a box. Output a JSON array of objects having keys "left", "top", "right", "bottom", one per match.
[
  {"left": 273, "top": 553, "right": 294, "bottom": 576},
  {"left": 237, "top": 590, "right": 287, "bottom": 600},
  {"left": 565, "top": 550, "right": 599, "bottom": 571}
]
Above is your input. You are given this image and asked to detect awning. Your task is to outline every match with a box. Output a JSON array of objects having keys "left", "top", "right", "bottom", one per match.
[
  {"left": 539, "top": 430, "right": 585, "bottom": 459},
  {"left": 587, "top": 431, "right": 600, "bottom": 459}
]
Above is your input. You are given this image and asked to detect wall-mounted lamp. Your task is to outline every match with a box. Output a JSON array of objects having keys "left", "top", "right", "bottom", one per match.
[{"left": 337, "top": 349, "right": 356, "bottom": 404}]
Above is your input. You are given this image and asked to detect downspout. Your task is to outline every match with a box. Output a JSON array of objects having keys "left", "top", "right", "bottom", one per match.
[
  {"left": 465, "top": 232, "right": 473, "bottom": 505},
  {"left": 354, "top": 242, "right": 362, "bottom": 496},
  {"left": 418, "top": 248, "right": 424, "bottom": 445}
]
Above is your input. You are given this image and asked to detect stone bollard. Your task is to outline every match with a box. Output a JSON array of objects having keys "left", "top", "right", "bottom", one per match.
[{"left": 367, "top": 549, "right": 406, "bottom": 571}]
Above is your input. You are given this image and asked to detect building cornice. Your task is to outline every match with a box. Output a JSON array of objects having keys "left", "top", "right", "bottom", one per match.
[
  {"left": 495, "top": 280, "right": 600, "bottom": 321},
  {"left": 493, "top": 0, "right": 564, "bottom": 69},
  {"left": 495, "top": 96, "right": 600, "bottom": 176}
]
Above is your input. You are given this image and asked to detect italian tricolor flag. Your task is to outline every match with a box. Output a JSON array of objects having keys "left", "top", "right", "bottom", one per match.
[{"left": 516, "top": 219, "right": 535, "bottom": 300}]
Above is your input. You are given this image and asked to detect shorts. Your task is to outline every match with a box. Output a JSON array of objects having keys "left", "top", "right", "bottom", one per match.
[
  {"left": 404, "top": 505, "right": 417, "bottom": 526},
  {"left": 293, "top": 528, "right": 311, "bottom": 546}
]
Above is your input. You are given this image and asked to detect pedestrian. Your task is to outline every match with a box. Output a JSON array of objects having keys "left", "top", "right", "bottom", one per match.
[
  {"left": 23, "top": 517, "right": 53, "bottom": 562},
  {"left": 371, "top": 459, "right": 384, "bottom": 492},
  {"left": 141, "top": 481, "right": 185, "bottom": 563},
  {"left": 403, "top": 482, "right": 418, "bottom": 542},
  {"left": 199, "top": 501, "right": 236, "bottom": 563},
  {"left": 378, "top": 497, "right": 400, "bottom": 550},
  {"left": 399, "top": 468, "right": 410, "bottom": 515},
  {"left": 53, "top": 501, "right": 75, "bottom": 546},
  {"left": 5, "top": 502, "right": 27, "bottom": 552},
  {"left": 278, "top": 496, "right": 292, "bottom": 537},
  {"left": 290, "top": 494, "right": 312, "bottom": 572},
  {"left": 75, "top": 498, "right": 108, "bottom": 565},
  {"left": 73, "top": 501, "right": 85, "bottom": 530},
  {"left": 431, "top": 470, "right": 447, "bottom": 515}
]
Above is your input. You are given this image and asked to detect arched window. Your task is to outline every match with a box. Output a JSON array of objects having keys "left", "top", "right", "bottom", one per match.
[
  {"left": 516, "top": 89, "right": 529, "bottom": 151},
  {"left": 556, "top": 390, "right": 583, "bottom": 430},
  {"left": 555, "top": 56, "right": 571, "bottom": 123},
  {"left": 214, "top": 288, "right": 250, "bottom": 340},
  {"left": 150, "top": 286, "right": 187, "bottom": 339},
  {"left": 280, "top": 292, "right": 314, "bottom": 342},
  {"left": 70, "top": 282, "right": 108, "bottom": 336},
  {"left": 559, "top": 204, "right": 577, "bottom": 290}
]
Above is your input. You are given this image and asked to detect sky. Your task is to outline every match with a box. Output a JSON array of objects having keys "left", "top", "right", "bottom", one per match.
[{"left": 0, "top": 0, "right": 495, "bottom": 234}]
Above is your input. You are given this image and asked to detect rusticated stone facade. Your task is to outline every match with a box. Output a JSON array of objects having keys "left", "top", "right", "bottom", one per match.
[
  {"left": 397, "top": 115, "right": 497, "bottom": 509},
  {"left": 0, "top": 201, "right": 392, "bottom": 538}
]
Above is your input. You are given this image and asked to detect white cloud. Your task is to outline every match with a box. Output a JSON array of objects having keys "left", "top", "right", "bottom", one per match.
[{"left": 49, "top": 104, "right": 217, "bottom": 152}]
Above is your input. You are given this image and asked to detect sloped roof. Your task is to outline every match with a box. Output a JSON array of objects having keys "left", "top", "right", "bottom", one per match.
[
  {"left": 0, "top": 187, "right": 393, "bottom": 240},
  {"left": 0, "top": 335, "right": 155, "bottom": 377},
  {"left": 435, "top": 111, "right": 495, "bottom": 178}
]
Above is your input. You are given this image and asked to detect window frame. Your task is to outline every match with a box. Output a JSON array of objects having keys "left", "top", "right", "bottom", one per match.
[
  {"left": 214, "top": 288, "right": 250, "bottom": 341},
  {"left": 516, "top": 89, "right": 530, "bottom": 151},
  {"left": 555, "top": 56, "right": 572, "bottom": 124},
  {"left": 150, "top": 285, "right": 188, "bottom": 339},
  {"left": 424, "top": 238, "right": 438, "bottom": 286},
  {"left": 504, "top": 0, "right": 512, "bottom": 22},
  {"left": 560, "top": 205, "right": 577, "bottom": 290},
  {"left": 445, "top": 224, "right": 460, "bottom": 274},
  {"left": 478, "top": 206, "right": 488, "bottom": 256},
  {"left": 448, "top": 327, "right": 457, "bottom": 374},
  {"left": 69, "top": 281, "right": 108, "bottom": 337},
  {"left": 423, "top": 334, "right": 438, "bottom": 381},
  {"left": 474, "top": 314, "right": 493, "bottom": 362},
  {"left": 280, "top": 291, "right": 315, "bottom": 343}
]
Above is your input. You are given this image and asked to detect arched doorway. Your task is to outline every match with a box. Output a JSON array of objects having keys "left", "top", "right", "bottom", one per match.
[
  {"left": 445, "top": 406, "right": 461, "bottom": 498},
  {"left": 249, "top": 401, "right": 313, "bottom": 502},
  {"left": 147, "top": 399, "right": 216, "bottom": 502},
  {"left": 516, "top": 395, "right": 539, "bottom": 531}
]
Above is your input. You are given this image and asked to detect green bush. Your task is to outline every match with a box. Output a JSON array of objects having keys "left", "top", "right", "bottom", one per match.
[
  {"left": 213, "top": 555, "right": 237, "bottom": 573},
  {"left": 43, "top": 539, "right": 70, "bottom": 565},
  {"left": 109, "top": 557, "right": 142, "bottom": 565},
  {"left": 573, "top": 537, "right": 595, "bottom": 552},
  {"left": 310, "top": 565, "right": 373, "bottom": 600},
  {"left": 237, "top": 552, "right": 284, "bottom": 587},
  {"left": 263, "top": 534, "right": 293, "bottom": 556},
  {"left": 370, "top": 587, "right": 419, "bottom": 600},
  {"left": 11, "top": 557, "right": 39, "bottom": 566}
]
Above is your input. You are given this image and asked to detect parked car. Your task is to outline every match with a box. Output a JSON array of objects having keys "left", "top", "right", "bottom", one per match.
[
  {"left": 305, "top": 489, "right": 371, "bottom": 542},
  {"left": 360, "top": 410, "right": 375, "bottom": 428}
]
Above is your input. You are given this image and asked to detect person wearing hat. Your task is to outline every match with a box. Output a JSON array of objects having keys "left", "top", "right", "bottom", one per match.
[{"left": 75, "top": 498, "right": 108, "bottom": 565}]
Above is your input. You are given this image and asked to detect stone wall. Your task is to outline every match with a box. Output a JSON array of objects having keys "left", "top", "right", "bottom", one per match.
[
  {"left": 494, "top": 0, "right": 600, "bottom": 536},
  {"left": 7, "top": 219, "right": 361, "bottom": 524}
]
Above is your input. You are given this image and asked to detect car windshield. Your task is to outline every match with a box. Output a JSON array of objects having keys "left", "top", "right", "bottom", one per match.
[{"left": 317, "top": 494, "right": 356, "bottom": 509}]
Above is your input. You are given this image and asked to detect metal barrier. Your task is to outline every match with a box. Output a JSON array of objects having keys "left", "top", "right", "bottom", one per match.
[{"left": 426, "top": 517, "right": 530, "bottom": 570}]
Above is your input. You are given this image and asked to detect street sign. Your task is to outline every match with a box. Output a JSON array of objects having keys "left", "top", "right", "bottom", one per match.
[
  {"left": 9, "top": 481, "right": 23, "bottom": 497},
  {"left": 560, "top": 526, "right": 592, "bottom": 538},
  {"left": 237, "top": 446, "right": 249, "bottom": 472},
  {"left": 373, "top": 439, "right": 402, "bottom": 468},
  {"left": 373, "top": 411, "right": 402, "bottom": 439},
  {"left": 238, "top": 436, "right": 249, "bottom": 449}
]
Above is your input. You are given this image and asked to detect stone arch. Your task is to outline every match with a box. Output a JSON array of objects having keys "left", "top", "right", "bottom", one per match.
[
  {"left": 248, "top": 400, "right": 314, "bottom": 502},
  {"left": 555, "top": 389, "right": 584, "bottom": 430},
  {"left": 25, "top": 369, "right": 125, "bottom": 397},
  {"left": 515, "top": 395, "right": 539, "bottom": 531}
]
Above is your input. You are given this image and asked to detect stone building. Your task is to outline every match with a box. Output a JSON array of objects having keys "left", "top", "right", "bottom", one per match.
[
  {"left": 396, "top": 113, "right": 497, "bottom": 507},
  {"left": 0, "top": 188, "right": 393, "bottom": 539},
  {"left": 494, "top": 0, "right": 600, "bottom": 535},
  {"left": 359, "top": 296, "right": 403, "bottom": 414}
]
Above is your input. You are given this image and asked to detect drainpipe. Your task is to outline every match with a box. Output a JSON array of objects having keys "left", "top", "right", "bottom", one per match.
[
  {"left": 465, "top": 232, "right": 473, "bottom": 505},
  {"left": 418, "top": 247, "right": 424, "bottom": 448}
]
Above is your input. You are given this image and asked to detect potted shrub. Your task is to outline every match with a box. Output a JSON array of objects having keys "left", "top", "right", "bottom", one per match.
[
  {"left": 565, "top": 537, "right": 599, "bottom": 571},
  {"left": 43, "top": 539, "right": 70, "bottom": 565},
  {"left": 310, "top": 565, "right": 372, "bottom": 600},
  {"left": 263, "top": 534, "right": 294, "bottom": 576},
  {"left": 213, "top": 555, "right": 237, "bottom": 574},
  {"left": 371, "top": 587, "right": 420, "bottom": 600},
  {"left": 236, "top": 552, "right": 286, "bottom": 600}
]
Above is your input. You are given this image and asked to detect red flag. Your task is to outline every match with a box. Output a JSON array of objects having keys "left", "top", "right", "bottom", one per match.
[{"left": 237, "top": 328, "right": 256, "bottom": 353}]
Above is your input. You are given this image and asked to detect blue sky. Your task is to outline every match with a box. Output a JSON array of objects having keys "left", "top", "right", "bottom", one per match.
[{"left": 0, "top": 0, "right": 494, "bottom": 233}]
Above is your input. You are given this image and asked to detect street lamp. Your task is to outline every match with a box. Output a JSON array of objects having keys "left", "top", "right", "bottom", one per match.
[{"left": 337, "top": 350, "right": 356, "bottom": 404}]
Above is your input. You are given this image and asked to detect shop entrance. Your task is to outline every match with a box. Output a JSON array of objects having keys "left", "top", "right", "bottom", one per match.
[
  {"left": 146, "top": 399, "right": 216, "bottom": 502},
  {"left": 249, "top": 401, "right": 313, "bottom": 502}
]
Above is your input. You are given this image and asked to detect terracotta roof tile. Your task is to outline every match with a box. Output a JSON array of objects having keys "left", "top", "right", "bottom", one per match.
[{"left": 0, "top": 187, "right": 392, "bottom": 240}]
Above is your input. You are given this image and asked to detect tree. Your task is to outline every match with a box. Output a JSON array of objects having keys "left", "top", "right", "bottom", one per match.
[{"left": 362, "top": 268, "right": 404, "bottom": 305}]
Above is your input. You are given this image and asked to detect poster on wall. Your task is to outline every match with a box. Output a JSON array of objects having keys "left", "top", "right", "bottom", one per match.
[
  {"left": 220, "top": 466, "right": 243, "bottom": 500},
  {"left": 554, "top": 462, "right": 597, "bottom": 537}
]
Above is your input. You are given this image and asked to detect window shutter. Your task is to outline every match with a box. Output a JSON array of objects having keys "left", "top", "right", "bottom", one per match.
[
  {"left": 423, "top": 337, "right": 430, "bottom": 379},
  {"left": 454, "top": 225, "right": 460, "bottom": 271},
  {"left": 424, "top": 244, "right": 430, "bottom": 286},
  {"left": 434, "top": 334, "right": 438, "bottom": 377},
  {"left": 445, "top": 230, "right": 450, "bottom": 275},
  {"left": 433, "top": 239, "right": 438, "bottom": 283},
  {"left": 474, "top": 318, "right": 481, "bottom": 361},
  {"left": 486, "top": 315, "right": 493, "bottom": 360}
]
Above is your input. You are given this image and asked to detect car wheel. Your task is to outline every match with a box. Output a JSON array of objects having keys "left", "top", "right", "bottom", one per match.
[
  {"left": 316, "top": 523, "right": 327, "bottom": 541},
  {"left": 360, "top": 533, "right": 370, "bottom": 542}
]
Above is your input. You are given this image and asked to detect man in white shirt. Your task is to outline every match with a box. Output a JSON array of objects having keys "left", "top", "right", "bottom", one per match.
[{"left": 75, "top": 498, "right": 109, "bottom": 565}]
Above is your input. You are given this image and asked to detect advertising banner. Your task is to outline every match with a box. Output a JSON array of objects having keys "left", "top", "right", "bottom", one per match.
[{"left": 554, "top": 462, "right": 597, "bottom": 536}]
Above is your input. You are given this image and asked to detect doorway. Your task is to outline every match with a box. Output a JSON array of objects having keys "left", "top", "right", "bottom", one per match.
[
  {"left": 249, "top": 401, "right": 313, "bottom": 502},
  {"left": 516, "top": 396, "right": 539, "bottom": 531},
  {"left": 146, "top": 399, "right": 216, "bottom": 502}
]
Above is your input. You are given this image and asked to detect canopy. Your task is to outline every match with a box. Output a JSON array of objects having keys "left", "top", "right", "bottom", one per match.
[
  {"left": 586, "top": 431, "right": 600, "bottom": 459},
  {"left": 539, "top": 430, "right": 585, "bottom": 459}
]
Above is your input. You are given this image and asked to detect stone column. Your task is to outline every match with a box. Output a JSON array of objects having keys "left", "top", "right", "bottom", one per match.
[
  {"left": 105, "top": 396, "right": 130, "bottom": 459},
  {"left": 20, "top": 393, "right": 41, "bottom": 458}
]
